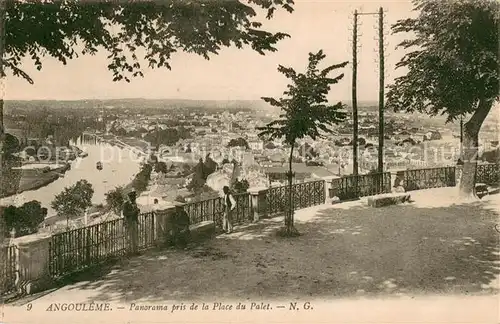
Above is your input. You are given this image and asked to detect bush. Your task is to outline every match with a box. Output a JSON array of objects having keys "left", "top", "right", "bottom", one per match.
[
  {"left": 233, "top": 179, "right": 250, "bottom": 193},
  {"left": 3, "top": 200, "right": 48, "bottom": 237},
  {"left": 155, "top": 161, "right": 168, "bottom": 174},
  {"left": 174, "top": 195, "right": 186, "bottom": 203},
  {"left": 132, "top": 163, "right": 153, "bottom": 193},
  {"left": 51, "top": 180, "right": 94, "bottom": 222},
  {"left": 227, "top": 137, "right": 249, "bottom": 149},
  {"left": 105, "top": 186, "right": 125, "bottom": 215}
]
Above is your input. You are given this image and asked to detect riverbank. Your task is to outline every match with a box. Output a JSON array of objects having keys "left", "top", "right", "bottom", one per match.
[{"left": 0, "top": 163, "right": 71, "bottom": 199}]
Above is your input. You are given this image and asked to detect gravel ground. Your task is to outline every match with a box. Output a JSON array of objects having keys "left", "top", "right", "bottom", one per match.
[{"left": 29, "top": 188, "right": 500, "bottom": 305}]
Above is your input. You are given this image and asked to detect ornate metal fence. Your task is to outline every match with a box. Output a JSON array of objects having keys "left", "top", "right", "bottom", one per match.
[
  {"left": 403, "top": 166, "right": 456, "bottom": 191},
  {"left": 476, "top": 163, "right": 500, "bottom": 186},
  {"left": 330, "top": 172, "right": 392, "bottom": 201},
  {"left": 266, "top": 180, "right": 325, "bottom": 216},
  {"left": 1, "top": 245, "right": 18, "bottom": 296},
  {"left": 138, "top": 212, "right": 156, "bottom": 249},
  {"left": 183, "top": 193, "right": 252, "bottom": 228},
  {"left": 49, "top": 212, "right": 156, "bottom": 279}
]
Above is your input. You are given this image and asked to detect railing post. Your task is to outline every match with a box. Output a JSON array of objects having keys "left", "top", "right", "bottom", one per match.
[
  {"left": 249, "top": 187, "right": 268, "bottom": 222},
  {"left": 321, "top": 176, "right": 339, "bottom": 203},
  {"left": 17, "top": 235, "right": 55, "bottom": 295},
  {"left": 455, "top": 165, "right": 463, "bottom": 188},
  {"left": 154, "top": 206, "right": 176, "bottom": 247}
]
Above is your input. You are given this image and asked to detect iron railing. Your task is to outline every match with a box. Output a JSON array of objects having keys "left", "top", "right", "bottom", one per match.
[
  {"left": 266, "top": 180, "right": 325, "bottom": 215},
  {"left": 1, "top": 245, "right": 18, "bottom": 296},
  {"left": 48, "top": 212, "right": 156, "bottom": 278},
  {"left": 476, "top": 163, "right": 500, "bottom": 186},
  {"left": 183, "top": 193, "right": 252, "bottom": 228},
  {"left": 403, "top": 166, "right": 456, "bottom": 191},
  {"left": 330, "top": 172, "right": 392, "bottom": 201}
]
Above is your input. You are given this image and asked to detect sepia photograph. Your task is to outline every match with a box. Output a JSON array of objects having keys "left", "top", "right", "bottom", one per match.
[{"left": 0, "top": 0, "right": 499, "bottom": 323}]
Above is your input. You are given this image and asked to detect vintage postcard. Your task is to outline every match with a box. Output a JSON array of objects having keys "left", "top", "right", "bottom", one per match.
[{"left": 0, "top": 0, "right": 499, "bottom": 323}]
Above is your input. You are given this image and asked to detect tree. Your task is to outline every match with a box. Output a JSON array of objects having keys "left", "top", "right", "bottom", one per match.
[
  {"left": 3, "top": 133, "right": 19, "bottom": 157},
  {"left": 204, "top": 153, "right": 218, "bottom": 176},
  {"left": 264, "top": 141, "right": 277, "bottom": 149},
  {"left": 2, "top": 200, "right": 47, "bottom": 237},
  {"left": 187, "top": 158, "right": 206, "bottom": 191},
  {"left": 132, "top": 163, "right": 153, "bottom": 193},
  {"left": 0, "top": 0, "right": 295, "bottom": 248},
  {"left": 51, "top": 180, "right": 94, "bottom": 228},
  {"left": 113, "top": 127, "right": 128, "bottom": 137},
  {"left": 105, "top": 186, "right": 125, "bottom": 215},
  {"left": 387, "top": 0, "right": 499, "bottom": 198},
  {"left": 227, "top": 137, "right": 250, "bottom": 149},
  {"left": 257, "top": 50, "right": 348, "bottom": 236},
  {"left": 298, "top": 142, "right": 318, "bottom": 160},
  {"left": 154, "top": 161, "right": 168, "bottom": 174},
  {"left": 233, "top": 179, "right": 250, "bottom": 193}
]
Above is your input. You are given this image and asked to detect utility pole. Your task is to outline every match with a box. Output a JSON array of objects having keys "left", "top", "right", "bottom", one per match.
[
  {"left": 0, "top": 0, "right": 7, "bottom": 278},
  {"left": 377, "top": 7, "right": 385, "bottom": 174},
  {"left": 352, "top": 9, "right": 385, "bottom": 175},
  {"left": 460, "top": 114, "right": 464, "bottom": 160},
  {"left": 352, "top": 10, "right": 359, "bottom": 176}
]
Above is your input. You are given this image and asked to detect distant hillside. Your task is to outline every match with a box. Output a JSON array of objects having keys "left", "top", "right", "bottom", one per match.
[{"left": 4, "top": 98, "right": 269, "bottom": 112}]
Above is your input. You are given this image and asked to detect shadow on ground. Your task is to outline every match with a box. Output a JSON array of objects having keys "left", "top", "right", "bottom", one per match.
[{"left": 62, "top": 194, "right": 500, "bottom": 303}]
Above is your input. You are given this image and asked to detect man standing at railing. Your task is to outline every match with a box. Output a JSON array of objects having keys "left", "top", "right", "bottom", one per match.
[
  {"left": 123, "top": 190, "right": 140, "bottom": 255},
  {"left": 222, "top": 186, "right": 236, "bottom": 234}
]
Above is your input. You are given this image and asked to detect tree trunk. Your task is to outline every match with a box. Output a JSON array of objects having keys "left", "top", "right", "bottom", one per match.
[
  {"left": 287, "top": 144, "right": 294, "bottom": 235},
  {"left": 459, "top": 99, "right": 493, "bottom": 198},
  {"left": 0, "top": 0, "right": 8, "bottom": 299}
]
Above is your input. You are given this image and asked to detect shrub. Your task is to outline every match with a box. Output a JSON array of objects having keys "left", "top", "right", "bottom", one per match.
[{"left": 3, "top": 200, "right": 48, "bottom": 237}]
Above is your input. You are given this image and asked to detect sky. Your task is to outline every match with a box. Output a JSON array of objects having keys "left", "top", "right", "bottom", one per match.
[{"left": 6, "top": 0, "right": 417, "bottom": 101}]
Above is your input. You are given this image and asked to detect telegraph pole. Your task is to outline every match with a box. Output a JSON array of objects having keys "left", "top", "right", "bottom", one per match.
[
  {"left": 352, "top": 9, "right": 385, "bottom": 175},
  {"left": 377, "top": 7, "right": 385, "bottom": 173},
  {"left": 352, "top": 10, "right": 359, "bottom": 176},
  {"left": 460, "top": 114, "right": 464, "bottom": 160}
]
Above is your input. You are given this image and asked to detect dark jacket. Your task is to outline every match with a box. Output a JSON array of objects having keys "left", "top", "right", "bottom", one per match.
[{"left": 123, "top": 200, "right": 140, "bottom": 222}]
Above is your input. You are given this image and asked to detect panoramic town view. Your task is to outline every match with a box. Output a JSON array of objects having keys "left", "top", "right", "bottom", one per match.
[{"left": 0, "top": 0, "right": 499, "bottom": 323}]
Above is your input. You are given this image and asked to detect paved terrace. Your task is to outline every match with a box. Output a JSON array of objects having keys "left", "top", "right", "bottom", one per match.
[
  {"left": 22, "top": 188, "right": 498, "bottom": 303},
  {"left": 8, "top": 188, "right": 498, "bottom": 323}
]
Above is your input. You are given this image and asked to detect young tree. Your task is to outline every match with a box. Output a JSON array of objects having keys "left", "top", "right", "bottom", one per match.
[
  {"left": 386, "top": 0, "right": 499, "bottom": 198},
  {"left": 154, "top": 161, "right": 168, "bottom": 174},
  {"left": 187, "top": 158, "right": 207, "bottom": 191},
  {"left": 105, "top": 186, "right": 125, "bottom": 215},
  {"left": 2, "top": 201, "right": 47, "bottom": 237},
  {"left": 51, "top": 180, "right": 94, "bottom": 228},
  {"left": 227, "top": 137, "right": 250, "bottom": 149},
  {"left": 204, "top": 153, "right": 218, "bottom": 176},
  {"left": 257, "top": 50, "right": 348, "bottom": 236},
  {"left": 233, "top": 179, "right": 250, "bottom": 193}
]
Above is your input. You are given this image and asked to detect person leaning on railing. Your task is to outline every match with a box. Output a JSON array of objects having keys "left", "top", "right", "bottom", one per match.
[{"left": 122, "top": 190, "right": 140, "bottom": 255}]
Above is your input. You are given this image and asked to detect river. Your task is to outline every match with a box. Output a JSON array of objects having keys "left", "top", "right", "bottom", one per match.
[{"left": 0, "top": 136, "right": 142, "bottom": 216}]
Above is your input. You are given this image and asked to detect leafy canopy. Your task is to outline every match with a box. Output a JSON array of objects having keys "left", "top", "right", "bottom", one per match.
[
  {"left": 105, "top": 186, "right": 125, "bottom": 215},
  {"left": 51, "top": 179, "right": 94, "bottom": 218},
  {"left": 257, "top": 50, "right": 348, "bottom": 145},
  {"left": 2, "top": 200, "right": 47, "bottom": 237},
  {"left": 6, "top": 0, "right": 294, "bottom": 84},
  {"left": 386, "top": 0, "right": 499, "bottom": 123}
]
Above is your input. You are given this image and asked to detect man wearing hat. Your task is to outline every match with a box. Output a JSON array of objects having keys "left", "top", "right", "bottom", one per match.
[
  {"left": 123, "top": 189, "right": 140, "bottom": 255},
  {"left": 222, "top": 186, "right": 236, "bottom": 234}
]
